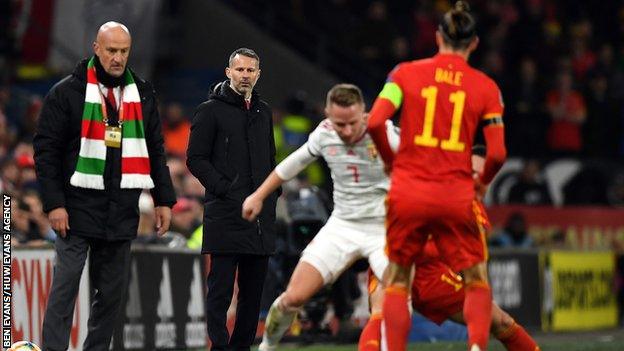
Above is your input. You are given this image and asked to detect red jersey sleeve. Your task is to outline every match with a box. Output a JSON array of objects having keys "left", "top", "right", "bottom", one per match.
[
  {"left": 481, "top": 80, "right": 504, "bottom": 120},
  {"left": 368, "top": 64, "right": 405, "bottom": 167},
  {"left": 480, "top": 80, "right": 507, "bottom": 185}
]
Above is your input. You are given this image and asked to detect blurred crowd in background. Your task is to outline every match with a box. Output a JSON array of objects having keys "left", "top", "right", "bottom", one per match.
[
  {"left": 2, "top": 0, "right": 624, "bottom": 250},
  {"left": 231, "top": 0, "right": 624, "bottom": 159}
]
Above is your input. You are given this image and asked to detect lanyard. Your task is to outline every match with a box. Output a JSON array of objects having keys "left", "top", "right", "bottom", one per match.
[{"left": 99, "top": 86, "right": 125, "bottom": 126}]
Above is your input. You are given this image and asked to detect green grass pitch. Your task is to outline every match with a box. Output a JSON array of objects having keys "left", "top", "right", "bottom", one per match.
[
  {"left": 192, "top": 329, "right": 624, "bottom": 350},
  {"left": 259, "top": 329, "right": 624, "bottom": 350}
]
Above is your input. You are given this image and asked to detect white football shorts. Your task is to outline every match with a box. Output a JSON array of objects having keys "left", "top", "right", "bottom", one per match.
[{"left": 300, "top": 215, "right": 388, "bottom": 284}]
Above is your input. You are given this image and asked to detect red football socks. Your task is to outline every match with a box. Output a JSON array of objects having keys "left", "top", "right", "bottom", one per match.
[
  {"left": 358, "top": 313, "right": 382, "bottom": 351},
  {"left": 382, "top": 286, "right": 411, "bottom": 351},
  {"left": 464, "top": 281, "right": 493, "bottom": 350},
  {"left": 497, "top": 322, "right": 540, "bottom": 351}
]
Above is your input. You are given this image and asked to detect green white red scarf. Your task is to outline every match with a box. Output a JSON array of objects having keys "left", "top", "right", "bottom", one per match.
[{"left": 70, "top": 56, "right": 154, "bottom": 190}]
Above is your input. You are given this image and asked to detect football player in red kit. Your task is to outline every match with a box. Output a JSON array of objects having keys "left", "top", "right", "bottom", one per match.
[
  {"left": 360, "top": 238, "right": 540, "bottom": 351},
  {"left": 358, "top": 151, "right": 538, "bottom": 351},
  {"left": 367, "top": 2, "right": 507, "bottom": 350}
]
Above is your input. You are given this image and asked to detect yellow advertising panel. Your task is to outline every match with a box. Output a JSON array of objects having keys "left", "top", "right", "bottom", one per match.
[{"left": 550, "top": 251, "right": 617, "bottom": 330}]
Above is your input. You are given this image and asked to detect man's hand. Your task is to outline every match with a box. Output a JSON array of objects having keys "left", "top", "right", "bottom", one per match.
[
  {"left": 155, "top": 206, "right": 172, "bottom": 236},
  {"left": 48, "top": 207, "right": 70, "bottom": 238},
  {"left": 471, "top": 154, "right": 488, "bottom": 201},
  {"left": 242, "top": 194, "right": 263, "bottom": 222},
  {"left": 473, "top": 173, "right": 488, "bottom": 201}
]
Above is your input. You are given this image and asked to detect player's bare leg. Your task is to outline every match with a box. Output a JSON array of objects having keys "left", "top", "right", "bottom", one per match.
[
  {"left": 461, "top": 261, "right": 493, "bottom": 351},
  {"left": 259, "top": 261, "right": 325, "bottom": 351},
  {"left": 369, "top": 281, "right": 385, "bottom": 316},
  {"left": 382, "top": 262, "right": 412, "bottom": 351},
  {"left": 450, "top": 303, "right": 540, "bottom": 351}
]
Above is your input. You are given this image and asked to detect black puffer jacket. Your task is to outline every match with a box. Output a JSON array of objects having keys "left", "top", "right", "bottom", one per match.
[
  {"left": 33, "top": 58, "right": 176, "bottom": 241},
  {"left": 187, "top": 81, "right": 279, "bottom": 255}
]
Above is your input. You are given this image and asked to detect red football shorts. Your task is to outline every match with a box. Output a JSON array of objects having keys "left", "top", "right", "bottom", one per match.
[
  {"left": 385, "top": 183, "right": 489, "bottom": 272},
  {"left": 366, "top": 261, "right": 464, "bottom": 325},
  {"left": 412, "top": 260, "right": 465, "bottom": 324}
]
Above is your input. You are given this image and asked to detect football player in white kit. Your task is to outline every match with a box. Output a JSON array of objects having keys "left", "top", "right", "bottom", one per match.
[{"left": 242, "top": 83, "right": 399, "bottom": 350}]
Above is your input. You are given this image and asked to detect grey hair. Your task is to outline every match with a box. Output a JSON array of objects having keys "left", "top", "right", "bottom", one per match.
[{"left": 228, "top": 48, "right": 260, "bottom": 67}]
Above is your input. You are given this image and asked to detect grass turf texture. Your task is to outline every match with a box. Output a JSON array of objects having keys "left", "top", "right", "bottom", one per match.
[
  {"left": 272, "top": 341, "right": 622, "bottom": 350},
  {"left": 192, "top": 329, "right": 624, "bottom": 350},
  {"left": 274, "top": 331, "right": 624, "bottom": 350}
]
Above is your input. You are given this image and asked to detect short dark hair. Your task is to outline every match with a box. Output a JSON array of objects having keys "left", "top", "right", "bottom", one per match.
[
  {"left": 326, "top": 83, "right": 364, "bottom": 107},
  {"left": 439, "top": 1, "right": 476, "bottom": 50},
  {"left": 228, "top": 48, "right": 260, "bottom": 67}
]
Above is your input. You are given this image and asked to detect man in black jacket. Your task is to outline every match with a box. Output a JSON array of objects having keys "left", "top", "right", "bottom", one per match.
[
  {"left": 187, "top": 48, "right": 278, "bottom": 351},
  {"left": 34, "top": 22, "right": 176, "bottom": 351}
]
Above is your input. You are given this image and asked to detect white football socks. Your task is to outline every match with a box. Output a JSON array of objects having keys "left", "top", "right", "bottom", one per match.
[{"left": 258, "top": 295, "right": 298, "bottom": 351}]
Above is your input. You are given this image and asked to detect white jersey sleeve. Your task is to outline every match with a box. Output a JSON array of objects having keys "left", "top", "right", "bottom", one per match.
[
  {"left": 306, "top": 124, "right": 323, "bottom": 156},
  {"left": 274, "top": 142, "right": 318, "bottom": 180},
  {"left": 386, "top": 120, "right": 400, "bottom": 152}
]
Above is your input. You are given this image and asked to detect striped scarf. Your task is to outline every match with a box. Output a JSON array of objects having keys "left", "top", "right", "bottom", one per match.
[{"left": 70, "top": 57, "right": 154, "bottom": 190}]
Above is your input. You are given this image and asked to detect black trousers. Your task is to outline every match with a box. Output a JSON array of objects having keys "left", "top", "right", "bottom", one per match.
[
  {"left": 206, "top": 253, "right": 269, "bottom": 351},
  {"left": 42, "top": 234, "right": 131, "bottom": 351}
]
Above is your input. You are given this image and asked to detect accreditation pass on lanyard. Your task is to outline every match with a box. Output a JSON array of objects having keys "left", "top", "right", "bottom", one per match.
[
  {"left": 101, "top": 87, "right": 124, "bottom": 148},
  {"left": 105, "top": 126, "right": 122, "bottom": 148}
]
